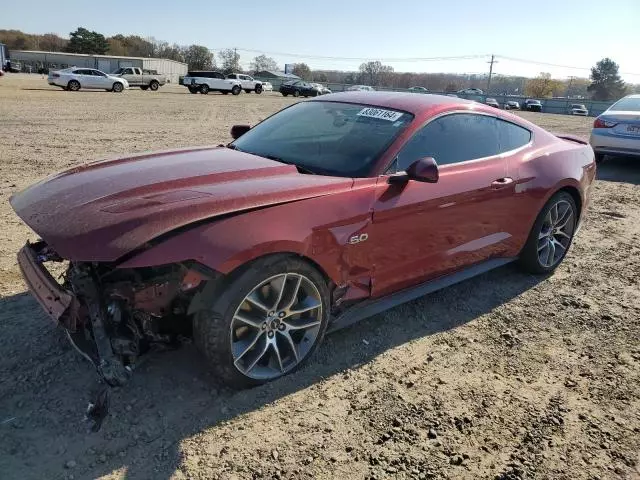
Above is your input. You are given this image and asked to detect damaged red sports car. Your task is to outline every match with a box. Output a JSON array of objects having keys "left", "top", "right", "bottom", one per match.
[{"left": 11, "top": 92, "right": 596, "bottom": 389}]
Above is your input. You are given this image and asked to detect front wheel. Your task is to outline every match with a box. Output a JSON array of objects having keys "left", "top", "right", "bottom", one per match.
[
  {"left": 255, "top": 84, "right": 263, "bottom": 94},
  {"left": 149, "top": 80, "right": 159, "bottom": 91},
  {"left": 200, "top": 84, "right": 210, "bottom": 94},
  {"left": 282, "top": 92, "right": 288, "bottom": 97},
  {"left": 193, "top": 256, "right": 330, "bottom": 388},
  {"left": 293, "top": 90, "right": 300, "bottom": 97},
  {"left": 231, "top": 85, "right": 241, "bottom": 95},
  {"left": 518, "top": 191, "right": 577, "bottom": 274},
  {"left": 188, "top": 86, "right": 199, "bottom": 94},
  {"left": 112, "top": 82, "right": 124, "bottom": 93}
]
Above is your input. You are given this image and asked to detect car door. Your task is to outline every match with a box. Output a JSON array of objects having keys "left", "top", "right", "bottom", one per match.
[
  {"left": 120, "top": 67, "right": 136, "bottom": 85},
  {"left": 72, "top": 69, "right": 92, "bottom": 88},
  {"left": 91, "top": 69, "right": 111, "bottom": 89},
  {"left": 369, "top": 112, "right": 519, "bottom": 297}
]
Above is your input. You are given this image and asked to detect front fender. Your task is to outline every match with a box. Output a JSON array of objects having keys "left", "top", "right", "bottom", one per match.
[{"left": 117, "top": 181, "right": 378, "bottom": 291}]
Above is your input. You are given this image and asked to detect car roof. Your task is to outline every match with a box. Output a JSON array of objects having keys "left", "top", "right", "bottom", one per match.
[{"left": 312, "top": 91, "right": 475, "bottom": 115}]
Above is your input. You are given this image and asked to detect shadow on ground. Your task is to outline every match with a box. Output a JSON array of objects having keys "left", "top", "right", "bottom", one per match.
[
  {"left": 596, "top": 156, "right": 640, "bottom": 185},
  {"left": 0, "top": 264, "right": 544, "bottom": 480}
]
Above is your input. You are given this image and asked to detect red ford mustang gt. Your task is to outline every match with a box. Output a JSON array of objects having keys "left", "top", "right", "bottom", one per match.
[{"left": 11, "top": 92, "right": 596, "bottom": 389}]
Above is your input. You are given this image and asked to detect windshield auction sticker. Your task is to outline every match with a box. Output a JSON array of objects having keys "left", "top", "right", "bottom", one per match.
[{"left": 357, "top": 107, "right": 403, "bottom": 122}]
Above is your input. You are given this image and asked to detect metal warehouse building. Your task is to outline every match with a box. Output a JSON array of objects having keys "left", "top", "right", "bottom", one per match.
[{"left": 12, "top": 50, "right": 187, "bottom": 83}]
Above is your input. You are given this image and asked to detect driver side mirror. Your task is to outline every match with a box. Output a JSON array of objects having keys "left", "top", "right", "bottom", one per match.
[
  {"left": 388, "top": 157, "right": 439, "bottom": 184},
  {"left": 230, "top": 124, "right": 251, "bottom": 139}
]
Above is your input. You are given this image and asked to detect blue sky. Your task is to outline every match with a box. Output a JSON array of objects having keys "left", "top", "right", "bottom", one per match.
[{"left": 4, "top": 0, "right": 640, "bottom": 81}]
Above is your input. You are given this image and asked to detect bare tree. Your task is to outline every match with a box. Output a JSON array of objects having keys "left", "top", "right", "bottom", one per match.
[
  {"left": 292, "top": 63, "right": 311, "bottom": 80},
  {"left": 218, "top": 48, "right": 241, "bottom": 74},
  {"left": 250, "top": 54, "right": 278, "bottom": 73},
  {"left": 358, "top": 61, "right": 394, "bottom": 86}
]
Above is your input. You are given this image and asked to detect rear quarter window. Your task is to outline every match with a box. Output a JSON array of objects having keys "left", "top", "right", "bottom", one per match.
[{"left": 497, "top": 120, "right": 531, "bottom": 152}]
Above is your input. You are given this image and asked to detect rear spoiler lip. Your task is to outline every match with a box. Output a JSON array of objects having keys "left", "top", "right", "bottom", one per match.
[{"left": 553, "top": 133, "right": 589, "bottom": 145}]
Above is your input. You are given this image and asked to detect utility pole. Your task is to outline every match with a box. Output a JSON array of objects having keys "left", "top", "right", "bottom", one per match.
[
  {"left": 567, "top": 76, "right": 575, "bottom": 97},
  {"left": 487, "top": 54, "right": 498, "bottom": 93}
]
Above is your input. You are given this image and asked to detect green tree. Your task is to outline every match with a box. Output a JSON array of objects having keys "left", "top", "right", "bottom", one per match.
[
  {"left": 218, "top": 48, "right": 241, "bottom": 73},
  {"left": 587, "top": 58, "right": 627, "bottom": 101},
  {"left": 183, "top": 45, "right": 214, "bottom": 70},
  {"left": 250, "top": 54, "right": 278, "bottom": 73},
  {"left": 66, "top": 27, "right": 108, "bottom": 54},
  {"left": 292, "top": 63, "right": 311, "bottom": 80}
]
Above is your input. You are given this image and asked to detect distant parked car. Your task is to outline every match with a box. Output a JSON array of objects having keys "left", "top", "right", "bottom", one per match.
[
  {"left": 590, "top": 94, "right": 640, "bottom": 163},
  {"left": 48, "top": 68, "right": 129, "bottom": 92},
  {"left": 112, "top": 67, "right": 166, "bottom": 91},
  {"left": 445, "top": 93, "right": 458, "bottom": 98},
  {"left": 310, "top": 83, "right": 332, "bottom": 95},
  {"left": 183, "top": 71, "right": 242, "bottom": 95},
  {"left": 261, "top": 81, "right": 273, "bottom": 92},
  {"left": 569, "top": 104, "right": 588, "bottom": 116},
  {"left": 458, "top": 88, "right": 484, "bottom": 95},
  {"left": 505, "top": 100, "right": 520, "bottom": 110},
  {"left": 347, "top": 85, "right": 375, "bottom": 92},
  {"left": 279, "top": 80, "right": 320, "bottom": 97},
  {"left": 485, "top": 98, "right": 500, "bottom": 108},
  {"left": 226, "top": 73, "right": 264, "bottom": 93},
  {"left": 522, "top": 99, "right": 543, "bottom": 112},
  {"left": 408, "top": 86, "right": 429, "bottom": 93}
]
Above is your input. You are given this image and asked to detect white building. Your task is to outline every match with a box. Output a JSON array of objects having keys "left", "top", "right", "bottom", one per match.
[{"left": 12, "top": 50, "right": 187, "bottom": 83}]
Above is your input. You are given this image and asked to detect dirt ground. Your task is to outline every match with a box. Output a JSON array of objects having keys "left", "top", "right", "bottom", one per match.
[{"left": 0, "top": 74, "right": 638, "bottom": 480}]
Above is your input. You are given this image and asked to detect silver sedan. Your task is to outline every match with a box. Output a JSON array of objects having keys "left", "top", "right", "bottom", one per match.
[
  {"left": 590, "top": 94, "right": 640, "bottom": 163},
  {"left": 48, "top": 68, "right": 129, "bottom": 92}
]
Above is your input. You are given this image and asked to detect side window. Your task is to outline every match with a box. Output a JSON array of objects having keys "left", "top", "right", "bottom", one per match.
[
  {"left": 214, "top": 72, "right": 224, "bottom": 79},
  {"left": 228, "top": 74, "right": 237, "bottom": 79},
  {"left": 496, "top": 119, "right": 531, "bottom": 153},
  {"left": 397, "top": 113, "right": 499, "bottom": 170}
]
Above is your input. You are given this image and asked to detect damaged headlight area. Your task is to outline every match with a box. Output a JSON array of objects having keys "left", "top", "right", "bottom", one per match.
[{"left": 19, "top": 240, "right": 214, "bottom": 387}]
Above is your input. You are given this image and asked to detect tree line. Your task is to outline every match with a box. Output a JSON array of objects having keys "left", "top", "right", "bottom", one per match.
[{"left": 1, "top": 28, "right": 635, "bottom": 100}]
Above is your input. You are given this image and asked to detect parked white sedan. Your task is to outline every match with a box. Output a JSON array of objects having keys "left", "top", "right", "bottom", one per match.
[
  {"left": 261, "top": 81, "right": 273, "bottom": 92},
  {"left": 48, "top": 68, "right": 129, "bottom": 92}
]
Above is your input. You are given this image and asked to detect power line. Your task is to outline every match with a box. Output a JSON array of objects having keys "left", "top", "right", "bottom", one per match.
[{"left": 497, "top": 55, "right": 640, "bottom": 77}]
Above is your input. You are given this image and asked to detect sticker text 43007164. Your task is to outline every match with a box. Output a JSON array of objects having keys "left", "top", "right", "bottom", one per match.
[{"left": 357, "top": 107, "right": 404, "bottom": 122}]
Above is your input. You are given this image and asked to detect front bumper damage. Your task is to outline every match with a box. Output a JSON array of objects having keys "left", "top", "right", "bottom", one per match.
[{"left": 18, "top": 241, "right": 212, "bottom": 429}]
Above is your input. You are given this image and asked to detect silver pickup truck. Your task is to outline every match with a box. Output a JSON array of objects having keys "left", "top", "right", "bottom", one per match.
[{"left": 112, "top": 67, "right": 166, "bottom": 91}]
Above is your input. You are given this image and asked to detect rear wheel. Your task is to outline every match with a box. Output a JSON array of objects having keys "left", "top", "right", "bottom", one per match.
[
  {"left": 149, "top": 80, "right": 159, "bottom": 91},
  {"left": 67, "top": 80, "right": 80, "bottom": 91},
  {"left": 293, "top": 90, "right": 300, "bottom": 97},
  {"left": 282, "top": 93, "right": 288, "bottom": 97},
  {"left": 255, "top": 84, "right": 263, "bottom": 94},
  {"left": 188, "top": 86, "right": 199, "bottom": 94},
  {"left": 112, "top": 82, "right": 124, "bottom": 93},
  {"left": 231, "top": 85, "right": 241, "bottom": 95},
  {"left": 200, "top": 84, "right": 210, "bottom": 94},
  {"left": 193, "top": 256, "right": 329, "bottom": 389},
  {"left": 518, "top": 191, "right": 577, "bottom": 274}
]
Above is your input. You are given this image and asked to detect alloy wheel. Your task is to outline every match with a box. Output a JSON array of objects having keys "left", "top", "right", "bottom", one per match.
[
  {"left": 230, "top": 273, "right": 322, "bottom": 380},
  {"left": 537, "top": 199, "right": 575, "bottom": 268}
]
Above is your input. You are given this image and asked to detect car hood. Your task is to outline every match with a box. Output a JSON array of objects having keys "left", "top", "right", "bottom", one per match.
[{"left": 10, "top": 147, "right": 355, "bottom": 262}]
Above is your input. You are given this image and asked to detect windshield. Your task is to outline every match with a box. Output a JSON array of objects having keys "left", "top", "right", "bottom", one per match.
[
  {"left": 231, "top": 101, "right": 414, "bottom": 177},
  {"left": 610, "top": 97, "right": 640, "bottom": 112}
]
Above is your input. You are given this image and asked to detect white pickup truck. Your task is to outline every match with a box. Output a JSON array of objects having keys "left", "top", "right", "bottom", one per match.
[
  {"left": 225, "top": 73, "right": 263, "bottom": 93},
  {"left": 112, "top": 67, "right": 166, "bottom": 91},
  {"left": 182, "top": 71, "right": 242, "bottom": 95}
]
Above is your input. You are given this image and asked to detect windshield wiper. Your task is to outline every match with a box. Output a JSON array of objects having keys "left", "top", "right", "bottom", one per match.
[{"left": 263, "top": 155, "right": 316, "bottom": 175}]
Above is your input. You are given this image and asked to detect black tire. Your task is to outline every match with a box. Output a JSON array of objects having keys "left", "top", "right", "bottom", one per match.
[
  {"left": 255, "top": 84, "right": 263, "bottom": 94},
  {"left": 244, "top": 89, "right": 252, "bottom": 93},
  {"left": 200, "top": 84, "right": 210, "bottom": 94},
  {"left": 67, "top": 80, "right": 80, "bottom": 91},
  {"left": 282, "top": 93, "right": 288, "bottom": 97},
  {"left": 293, "top": 90, "right": 300, "bottom": 98},
  {"left": 140, "top": 86, "right": 149, "bottom": 91},
  {"left": 188, "top": 86, "right": 199, "bottom": 94},
  {"left": 112, "top": 82, "right": 124, "bottom": 93},
  {"left": 231, "top": 85, "right": 241, "bottom": 96},
  {"left": 595, "top": 153, "right": 605, "bottom": 164},
  {"left": 193, "top": 255, "right": 330, "bottom": 389},
  {"left": 518, "top": 191, "right": 577, "bottom": 274},
  {"left": 149, "top": 80, "right": 159, "bottom": 91}
]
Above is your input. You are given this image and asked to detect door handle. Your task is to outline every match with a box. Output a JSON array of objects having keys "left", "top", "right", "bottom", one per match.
[{"left": 491, "top": 177, "right": 514, "bottom": 189}]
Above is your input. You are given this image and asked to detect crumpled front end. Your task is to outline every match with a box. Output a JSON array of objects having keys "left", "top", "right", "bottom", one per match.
[{"left": 18, "top": 240, "right": 214, "bottom": 386}]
